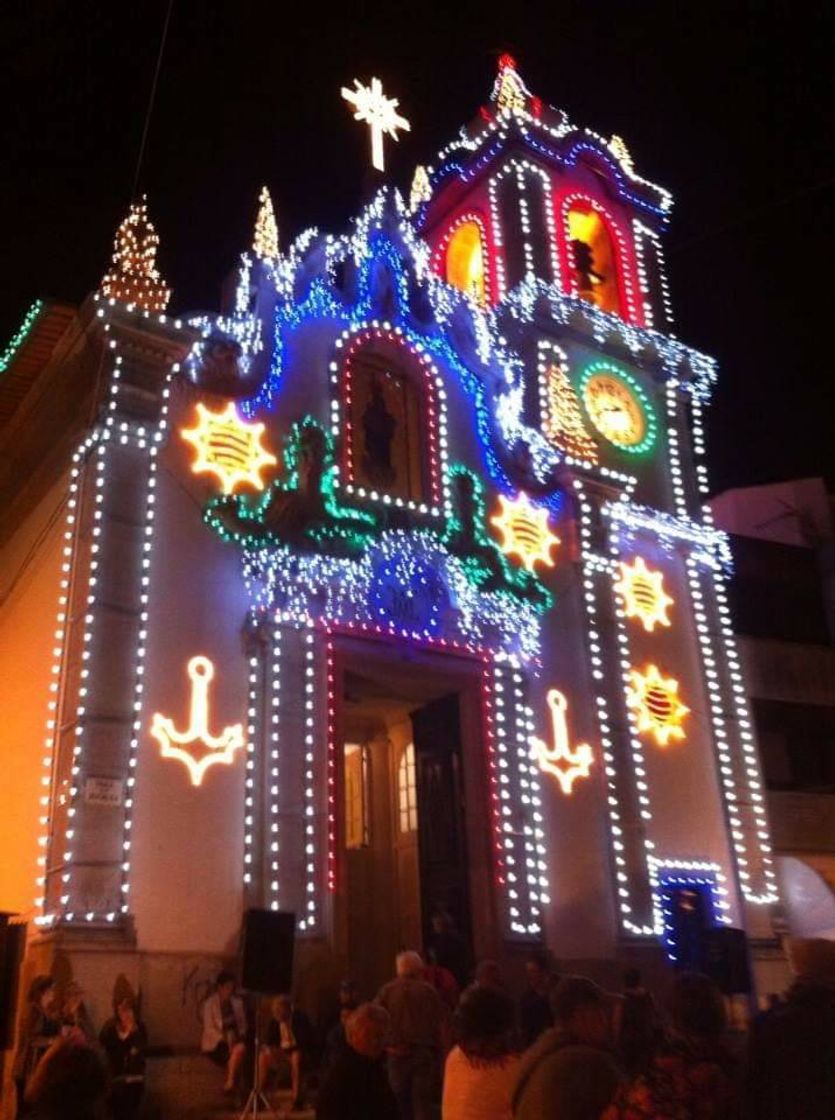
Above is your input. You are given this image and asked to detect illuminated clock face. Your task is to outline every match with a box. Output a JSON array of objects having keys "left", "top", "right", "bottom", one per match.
[{"left": 580, "top": 366, "right": 657, "bottom": 454}]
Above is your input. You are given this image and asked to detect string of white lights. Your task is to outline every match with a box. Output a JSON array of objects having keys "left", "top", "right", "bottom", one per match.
[
  {"left": 37, "top": 298, "right": 183, "bottom": 927},
  {"left": 571, "top": 478, "right": 655, "bottom": 936},
  {"left": 300, "top": 622, "right": 320, "bottom": 931},
  {"left": 268, "top": 625, "right": 282, "bottom": 910},
  {"left": 243, "top": 645, "right": 259, "bottom": 892}
]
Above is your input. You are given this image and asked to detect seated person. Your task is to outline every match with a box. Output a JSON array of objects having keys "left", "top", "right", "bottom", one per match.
[
  {"left": 99, "top": 996, "right": 148, "bottom": 1120},
  {"left": 259, "top": 994, "right": 315, "bottom": 1112},
  {"left": 13, "top": 975, "right": 61, "bottom": 1113},
  {"left": 201, "top": 970, "right": 247, "bottom": 1093}
]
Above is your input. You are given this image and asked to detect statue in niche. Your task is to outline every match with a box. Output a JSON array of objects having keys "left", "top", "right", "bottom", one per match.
[
  {"left": 368, "top": 259, "right": 398, "bottom": 321},
  {"left": 443, "top": 471, "right": 551, "bottom": 611},
  {"left": 571, "top": 238, "right": 605, "bottom": 293},
  {"left": 361, "top": 375, "right": 397, "bottom": 486},
  {"left": 260, "top": 422, "right": 328, "bottom": 538},
  {"left": 196, "top": 333, "right": 245, "bottom": 396},
  {"left": 445, "top": 472, "right": 504, "bottom": 590}
]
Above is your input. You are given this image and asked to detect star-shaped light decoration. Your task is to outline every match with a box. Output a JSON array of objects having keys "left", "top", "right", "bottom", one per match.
[
  {"left": 341, "top": 76, "right": 410, "bottom": 172},
  {"left": 626, "top": 664, "right": 690, "bottom": 747},
  {"left": 180, "top": 401, "right": 277, "bottom": 495},
  {"left": 532, "top": 689, "right": 594, "bottom": 795},
  {"left": 614, "top": 557, "right": 674, "bottom": 633},
  {"left": 150, "top": 656, "right": 245, "bottom": 786},
  {"left": 490, "top": 491, "right": 560, "bottom": 573}
]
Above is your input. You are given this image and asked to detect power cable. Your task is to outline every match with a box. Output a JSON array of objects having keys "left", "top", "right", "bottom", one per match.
[{"left": 131, "top": 0, "right": 176, "bottom": 201}]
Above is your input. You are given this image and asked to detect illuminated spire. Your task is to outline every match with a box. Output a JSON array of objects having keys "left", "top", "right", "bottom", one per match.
[
  {"left": 253, "top": 185, "right": 279, "bottom": 261},
  {"left": 100, "top": 195, "right": 170, "bottom": 312},
  {"left": 409, "top": 164, "right": 432, "bottom": 213},
  {"left": 491, "top": 54, "right": 533, "bottom": 115}
]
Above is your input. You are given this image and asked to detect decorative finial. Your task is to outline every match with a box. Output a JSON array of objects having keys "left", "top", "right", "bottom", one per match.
[
  {"left": 608, "top": 135, "right": 634, "bottom": 173},
  {"left": 253, "top": 185, "right": 279, "bottom": 261},
  {"left": 491, "top": 54, "right": 532, "bottom": 116},
  {"left": 341, "top": 76, "right": 411, "bottom": 172},
  {"left": 409, "top": 164, "right": 432, "bottom": 213},
  {"left": 100, "top": 195, "right": 170, "bottom": 312}
]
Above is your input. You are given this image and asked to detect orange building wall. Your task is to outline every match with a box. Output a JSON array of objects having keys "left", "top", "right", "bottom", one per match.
[{"left": 0, "top": 480, "right": 66, "bottom": 917}]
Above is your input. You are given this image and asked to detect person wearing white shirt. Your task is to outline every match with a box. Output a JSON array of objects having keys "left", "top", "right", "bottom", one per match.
[
  {"left": 201, "top": 971, "right": 247, "bottom": 1094},
  {"left": 442, "top": 985, "right": 521, "bottom": 1120}
]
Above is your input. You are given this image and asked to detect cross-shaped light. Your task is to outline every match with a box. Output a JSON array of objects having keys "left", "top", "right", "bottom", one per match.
[{"left": 341, "top": 76, "right": 410, "bottom": 172}]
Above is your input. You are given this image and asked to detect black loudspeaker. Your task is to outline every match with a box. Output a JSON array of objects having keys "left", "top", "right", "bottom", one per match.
[
  {"left": 240, "top": 910, "right": 295, "bottom": 995},
  {"left": 701, "top": 926, "right": 752, "bottom": 995},
  {"left": 0, "top": 915, "right": 26, "bottom": 1051}
]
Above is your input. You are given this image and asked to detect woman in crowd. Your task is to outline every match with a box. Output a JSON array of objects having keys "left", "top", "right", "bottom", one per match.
[
  {"left": 13, "top": 975, "right": 61, "bottom": 1116},
  {"left": 603, "top": 971, "right": 738, "bottom": 1120},
  {"left": 442, "top": 985, "right": 521, "bottom": 1120},
  {"left": 61, "top": 981, "right": 97, "bottom": 1046},
  {"left": 200, "top": 970, "right": 247, "bottom": 1094},
  {"left": 98, "top": 996, "right": 147, "bottom": 1120}
]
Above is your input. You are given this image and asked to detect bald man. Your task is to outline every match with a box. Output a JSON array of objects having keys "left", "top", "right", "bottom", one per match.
[
  {"left": 316, "top": 1003, "right": 397, "bottom": 1120},
  {"left": 376, "top": 951, "right": 448, "bottom": 1120}
]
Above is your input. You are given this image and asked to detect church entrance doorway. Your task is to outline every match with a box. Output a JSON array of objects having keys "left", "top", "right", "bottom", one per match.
[{"left": 333, "top": 639, "right": 491, "bottom": 998}]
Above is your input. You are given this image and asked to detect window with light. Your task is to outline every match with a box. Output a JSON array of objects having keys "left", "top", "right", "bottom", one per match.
[
  {"left": 445, "top": 220, "right": 487, "bottom": 306},
  {"left": 398, "top": 742, "right": 418, "bottom": 833},
  {"left": 566, "top": 203, "right": 623, "bottom": 317}
]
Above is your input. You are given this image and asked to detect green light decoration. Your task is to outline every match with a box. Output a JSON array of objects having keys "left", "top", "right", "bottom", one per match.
[
  {"left": 204, "top": 419, "right": 553, "bottom": 613},
  {"left": 443, "top": 465, "right": 553, "bottom": 613},
  {"left": 204, "top": 417, "right": 378, "bottom": 557},
  {"left": 0, "top": 300, "right": 44, "bottom": 374},
  {"left": 578, "top": 359, "right": 658, "bottom": 456}
]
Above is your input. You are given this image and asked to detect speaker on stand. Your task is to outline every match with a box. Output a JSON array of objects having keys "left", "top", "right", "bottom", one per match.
[{"left": 238, "top": 909, "right": 295, "bottom": 1119}]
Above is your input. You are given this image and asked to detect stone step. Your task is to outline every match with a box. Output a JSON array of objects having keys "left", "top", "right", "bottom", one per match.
[{"left": 141, "top": 1053, "right": 315, "bottom": 1119}]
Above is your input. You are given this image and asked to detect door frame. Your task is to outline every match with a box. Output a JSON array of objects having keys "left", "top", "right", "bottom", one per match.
[{"left": 326, "top": 633, "right": 500, "bottom": 977}]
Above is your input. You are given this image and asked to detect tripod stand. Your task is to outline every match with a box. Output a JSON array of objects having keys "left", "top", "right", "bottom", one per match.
[{"left": 238, "top": 997, "right": 273, "bottom": 1118}]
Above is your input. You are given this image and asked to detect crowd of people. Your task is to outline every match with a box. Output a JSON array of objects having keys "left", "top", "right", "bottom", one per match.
[
  {"left": 8, "top": 935, "right": 835, "bottom": 1119},
  {"left": 11, "top": 976, "right": 146, "bottom": 1119}
]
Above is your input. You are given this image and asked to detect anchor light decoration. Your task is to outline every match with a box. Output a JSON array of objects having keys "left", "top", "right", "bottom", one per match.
[
  {"left": 150, "top": 656, "right": 244, "bottom": 786},
  {"left": 531, "top": 689, "right": 594, "bottom": 795}
]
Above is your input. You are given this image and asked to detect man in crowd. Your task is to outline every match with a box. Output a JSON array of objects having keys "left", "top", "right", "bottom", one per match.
[
  {"left": 512, "top": 975, "right": 621, "bottom": 1120},
  {"left": 746, "top": 937, "right": 835, "bottom": 1118},
  {"left": 259, "top": 993, "right": 315, "bottom": 1113},
  {"left": 376, "top": 950, "right": 448, "bottom": 1120},
  {"left": 518, "top": 951, "right": 555, "bottom": 1048},
  {"left": 317, "top": 1003, "right": 398, "bottom": 1120}
]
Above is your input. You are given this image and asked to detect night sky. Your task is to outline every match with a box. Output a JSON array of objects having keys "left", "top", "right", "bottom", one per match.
[{"left": 2, "top": 2, "right": 832, "bottom": 493}]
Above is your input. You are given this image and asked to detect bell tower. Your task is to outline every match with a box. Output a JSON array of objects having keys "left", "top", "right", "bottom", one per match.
[{"left": 413, "top": 56, "right": 778, "bottom": 966}]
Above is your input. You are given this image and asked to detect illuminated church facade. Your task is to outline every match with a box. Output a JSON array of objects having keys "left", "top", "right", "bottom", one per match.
[{"left": 0, "top": 58, "right": 783, "bottom": 1045}]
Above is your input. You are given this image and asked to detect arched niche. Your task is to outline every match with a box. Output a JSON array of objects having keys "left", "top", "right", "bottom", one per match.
[
  {"left": 443, "top": 217, "right": 488, "bottom": 306},
  {"left": 339, "top": 330, "right": 442, "bottom": 509},
  {"left": 556, "top": 193, "right": 641, "bottom": 323}
]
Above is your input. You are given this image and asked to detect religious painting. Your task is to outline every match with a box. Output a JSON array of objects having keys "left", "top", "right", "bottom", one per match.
[{"left": 348, "top": 347, "right": 426, "bottom": 503}]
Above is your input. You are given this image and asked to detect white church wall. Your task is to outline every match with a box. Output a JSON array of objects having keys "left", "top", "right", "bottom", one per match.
[
  {"left": 535, "top": 562, "right": 622, "bottom": 960},
  {"left": 129, "top": 385, "right": 250, "bottom": 955}
]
